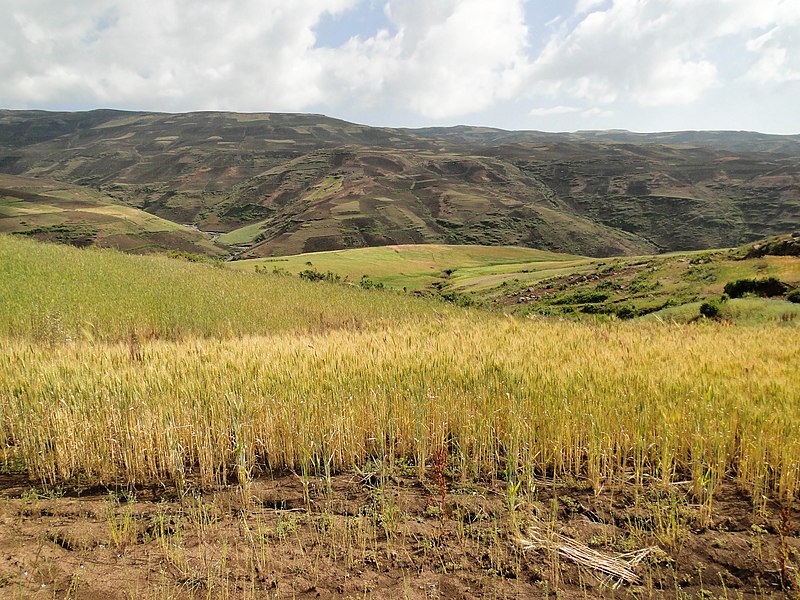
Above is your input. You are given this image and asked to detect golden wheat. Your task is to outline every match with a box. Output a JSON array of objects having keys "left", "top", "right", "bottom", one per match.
[{"left": 2, "top": 317, "right": 797, "bottom": 502}]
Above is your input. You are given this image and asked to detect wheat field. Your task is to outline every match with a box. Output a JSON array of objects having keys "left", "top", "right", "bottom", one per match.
[
  {"left": 2, "top": 316, "right": 798, "bottom": 504},
  {"left": 3, "top": 234, "right": 800, "bottom": 596}
]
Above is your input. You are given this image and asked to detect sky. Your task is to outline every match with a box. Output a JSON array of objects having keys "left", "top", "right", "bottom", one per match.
[{"left": 2, "top": 0, "right": 799, "bottom": 133}]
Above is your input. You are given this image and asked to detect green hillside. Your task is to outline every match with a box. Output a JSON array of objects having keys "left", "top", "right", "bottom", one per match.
[
  {"left": 235, "top": 236, "right": 800, "bottom": 323},
  {"left": 0, "top": 234, "right": 445, "bottom": 341},
  {"left": 232, "top": 244, "right": 586, "bottom": 290}
]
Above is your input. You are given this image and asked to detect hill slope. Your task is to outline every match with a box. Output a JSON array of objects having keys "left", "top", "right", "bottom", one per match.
[
  {"left": 0, "top": 233, "right": 441, "bottom": 340},
  {"left": 236, "top": 235, "right": 800, "bottom": 324},
  {"left": 1, "top": 109, "right": 798, "bottom": 257},
  {"left": 0, "top": 173, "right": 224, "bottom": 255}
]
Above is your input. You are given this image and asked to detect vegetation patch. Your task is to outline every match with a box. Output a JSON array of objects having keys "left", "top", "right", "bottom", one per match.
[
  {"left": 550, "top": 290, "right": 610, "bottom": 305},
  {"left": 723, "top": 277, "right": 790, "bottom": 298},
  {"left": 14, "top": 223, "right": 98, "bottom": 247}
]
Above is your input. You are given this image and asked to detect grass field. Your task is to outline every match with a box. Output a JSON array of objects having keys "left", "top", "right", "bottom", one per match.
[
  {"left": 1, "top": 234, "right": 799, "bottom": 598},
  {"left": 232, "top": 240, "right": 800, "bottom": 325},
  {"left": 233, "top": 244, "right": 587, "bottom": 291},
  {"left": 0, "top": 235, "right": 438, "bottom": 341},
  {"left": 217, "top": 218, "right": 271, "bottom": 246}
]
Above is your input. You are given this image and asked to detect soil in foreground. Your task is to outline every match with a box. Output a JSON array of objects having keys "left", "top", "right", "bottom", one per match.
[{"left": 0, "top": 471, "right": 798, "bottom": 599}]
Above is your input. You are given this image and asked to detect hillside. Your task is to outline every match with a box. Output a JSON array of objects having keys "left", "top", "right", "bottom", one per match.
[
  {"left": 0, "top": 233, "right": 441, "bottom": 341},
  {"left": 236, "top": 235, "right": 800, "bottom": 324},
  {"left": 1, "top": 109, "right": 798, "bottom": 258},
  {"left": 0, "top": 173, "right": 225, "bottom": 255},
  {"left": 231, "top": 243, "right": 587, "bottom": 290}
]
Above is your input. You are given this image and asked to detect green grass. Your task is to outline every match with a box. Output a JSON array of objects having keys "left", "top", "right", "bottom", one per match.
[
  {"left": 651, "top": 297, "right": 800, "bottom": 325},
  {"left": 476, "top": 246, "right": 800, "bottom": 321},
  {"left": 233, "top": 244, "right": 584, "bottom": 291},
  {"left": 0, "top": 234, "right": 449, "bottom": 341},
  {"left": 217, "top": 218, "right": 270, "bottom": 245},
  {"left": 233, "top": 239, "right": 800, "bottom": 324},
  {"left": 305, "top": 175, "right": 343, "bottom": 201},
  {"left": 448, "top": 259, "right": 596, "bottom": 292}
]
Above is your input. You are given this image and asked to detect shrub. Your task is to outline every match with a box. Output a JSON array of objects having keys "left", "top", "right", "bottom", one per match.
[
  {"left": 699, "top": 301, "right": 721, "bottom": 319},
  {"left": 787, "top": 289, "right": 800, "bottom": 304},
  {"left": 299, "top": 268, "right": 341, "bottom": 283},
  {"left": 615, "top": 305, "right": 637, "bottom": 320},
  {"left": 552, "top": 291, "right": 610, "bottom": 305},
  {"left": 358, "top": 276, "right": 384, "bottom": 290},
  {"left": 438, "top": 291, "right": 475, "bottom": 307},
  {"left": 723, "top": 277, "right": 788, "bottom": 298}
]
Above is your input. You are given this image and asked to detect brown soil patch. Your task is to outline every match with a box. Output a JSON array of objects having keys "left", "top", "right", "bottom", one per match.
[{"left": 0, "top": 473, "right": 797, "bottom": 598}]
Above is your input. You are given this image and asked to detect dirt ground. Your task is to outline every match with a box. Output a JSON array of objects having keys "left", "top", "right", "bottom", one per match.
[{"left": 1, "top": 471, "right": 798, "bottom": 599}]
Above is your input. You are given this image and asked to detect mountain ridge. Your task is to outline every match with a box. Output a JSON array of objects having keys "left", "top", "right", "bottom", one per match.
[{"left": 1, "top": 109, "right": 798, "bottom": 258}]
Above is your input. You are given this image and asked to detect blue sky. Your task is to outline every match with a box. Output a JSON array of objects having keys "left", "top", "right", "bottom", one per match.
[{"left": 2, "top": 0, "right": 799, "bottom": 133}]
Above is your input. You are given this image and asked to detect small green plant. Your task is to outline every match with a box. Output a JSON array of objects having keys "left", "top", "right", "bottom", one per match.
[
  {"left": 254, "top": 264, "right": 289, "bottom": 276},
  {"left": 21, "top": 485, "right": 65, "bottom": 501},
  {"left": 437, "top": 290, "right": 475, "bottom": 307},
  {"left": 787, "top": 289, "right": 800, "bottom": 304},
  {"left": 166, "top": 250, "right": 223, "bottom": 267},
  {"left": 615, "top": 305, "right": 637, "bottom": 319}
]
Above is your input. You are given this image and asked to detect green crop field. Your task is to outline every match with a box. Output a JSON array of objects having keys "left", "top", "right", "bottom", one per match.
[
  {"left": 0, "top": 235, "right": 438, "bottom": 341},
  {"left": 233, "top": 244, "right": 587, "bottom": 290},
  {"left": 231, "top": 239, "right": 800, "bottom": 326}
]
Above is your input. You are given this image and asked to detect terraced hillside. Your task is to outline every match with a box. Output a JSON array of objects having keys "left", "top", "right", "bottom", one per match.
[
  {"left": 1, "top": 109, "right": 798, "bottom": 258},
  {"left": 0, "top": 173, "right": 224, "bottom": 255}
]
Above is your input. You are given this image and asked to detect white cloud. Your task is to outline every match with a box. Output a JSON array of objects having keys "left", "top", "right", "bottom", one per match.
[
  {"left": 744, "top": 24, "right": 800, "bottom": 84},
  {"left": 746, "top": 46, "right": 800, "bottom": 84},
  {"left": 527, "top": 0, "right": 800, "bottom": 111},
  {"left": 581, "top": 107, "right": 612, "bottom": 118},
  {"left": 633, "top": 58, "right": 718, "bottom": 106},
  {"left": 0, "top": 0, "right": 798, "bottom": 131},
  {"left": 0, "top": 0, "right": 531, "bottom": 119},
  {"left": 530, "top": 1, "right": 718, "bottom": 107},
  {"left": 529, "top": 105, "right": 581, "bottom": 116},
  {"left": 1, "top": 0, "right": 357, "bottom": 110},
  {"left": 318, "top": 0, "right": 531, "bottom": 118},
  {"left": 529, "top": 104, "right": 612, "bottom": 119},
  {"left": 574, "top": 0, "right": 607, "bottom": 15}
]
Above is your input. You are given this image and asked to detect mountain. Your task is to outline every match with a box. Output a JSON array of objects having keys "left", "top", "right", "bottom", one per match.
[{"left": 1, "top": 109, "right": 798, "bottom": 258}]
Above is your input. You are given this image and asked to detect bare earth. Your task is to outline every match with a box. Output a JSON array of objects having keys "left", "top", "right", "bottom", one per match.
[{"left": 1, "top": 472, "right": 798, "bottom": 598}]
